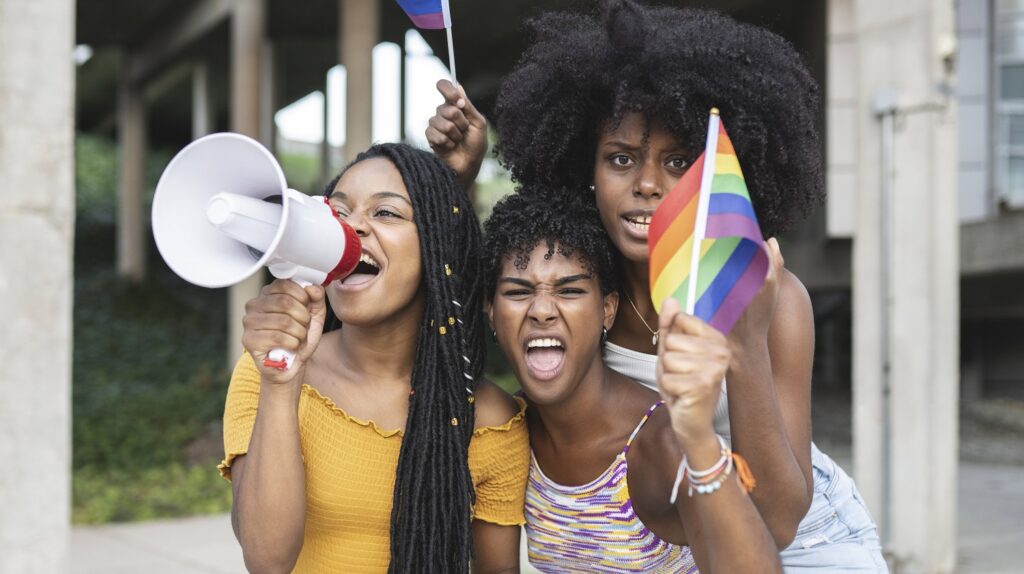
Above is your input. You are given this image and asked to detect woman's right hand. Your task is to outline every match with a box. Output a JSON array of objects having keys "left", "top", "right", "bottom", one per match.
[
  {"left": 426, "top": 80, "right": 488, "bottom": 190},
  {"left": 655, "top": 298, "right": 731, "bottom": 450},
  {"left": 241, "top": 279, "right": 328, "bottom": 385}
]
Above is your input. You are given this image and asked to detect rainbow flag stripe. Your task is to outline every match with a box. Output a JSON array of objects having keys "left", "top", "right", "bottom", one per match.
[
  {"left": 395, "top": 0, "right": 450, "bottom": 29},
  {"left": 648, "top": 112, "right": 767, "bottom": 334}
]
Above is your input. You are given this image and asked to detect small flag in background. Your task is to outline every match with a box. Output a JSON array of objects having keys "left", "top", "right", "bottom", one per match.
[
  {"left": 396, "top": 0, "right": 451, "bottom": 30},
  {"left": 395, "top": 0, "right": 458, "bottom": 84},
  {"left": 648, "top": 108, "right": 768, "bottom": 334}
]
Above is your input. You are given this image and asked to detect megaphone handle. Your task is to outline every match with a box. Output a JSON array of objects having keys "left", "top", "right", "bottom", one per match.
[{"left": 263, "top": 278, "right": 313, "bottom": 371}]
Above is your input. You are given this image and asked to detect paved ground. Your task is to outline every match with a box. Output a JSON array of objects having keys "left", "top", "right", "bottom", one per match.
[
  {"left": 72, "top": 515, "right": 542, "bottom": 574},
  {"left": 71, "top": 459, "right": 1023, "bottom": 573},
  {"left": 72, "top": 393, "right": 1024, "bottom": 573}
]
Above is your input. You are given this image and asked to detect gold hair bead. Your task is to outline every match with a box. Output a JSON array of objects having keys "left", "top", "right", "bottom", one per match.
[
  {"left": 445, "top": 264, "right": 452, "bottom": 276},
  {"left": 430, "top": 319, "right": 435, "bottom": 327},
  {"left": 451, "top": 417, "right": 459, "bottom": 426},
  {"left": 439, "top": 326, "right": 448, "bottom": 335},
  {"left": 453, "top": 206, "right": 460, "bottom": 214},
  {"left": 467, "top": 396, "right": 475, "bottom": 404},
  {"left": 448, "top": 316, "right": 456, "bottom": 326}
]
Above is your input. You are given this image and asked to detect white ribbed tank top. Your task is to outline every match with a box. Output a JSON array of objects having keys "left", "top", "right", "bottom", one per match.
[{"left": 604, "top": 341, "right": 732, "bottom": 440}]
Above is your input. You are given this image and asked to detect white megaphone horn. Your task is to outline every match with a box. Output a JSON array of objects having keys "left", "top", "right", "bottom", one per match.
[{"left": 152, "top": 132, "right": 361, "bottom": 371}]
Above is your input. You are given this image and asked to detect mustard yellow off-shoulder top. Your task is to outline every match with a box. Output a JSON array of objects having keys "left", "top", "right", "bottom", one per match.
[{"left": 219, "top": 354, "right": 529, "bottom": 573}]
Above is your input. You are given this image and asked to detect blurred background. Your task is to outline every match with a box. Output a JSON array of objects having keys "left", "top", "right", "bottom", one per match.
[{"left": 2, "top": 0, "right": 1022, "bottom": 573}]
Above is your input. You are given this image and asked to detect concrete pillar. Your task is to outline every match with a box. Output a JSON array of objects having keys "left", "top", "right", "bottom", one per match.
[
  {"left": 259, "top": 39, "right": 276, "bottom": 150},
  {"left": 321, "top": 72, "right": 332, "bottom": 184},
  {"left": 192, "top": 60, "right": 213, "bottom": 138},
  {"left": 848, "top": 0, "right": 959, "bottom": 571},
  {"left": 228, "top": 0, "right": 268, "bottom": 365},
  {"left": 341, "top": 0, "right": 377, "bottom": 159},
  {"left": 399, "top": 41, "right": 407, "bottom": 143},
  {"left": 832, "top": 0, "right": 888, "bottom": 528},
  {"left": 117, "top": 62, "right": 147, "bottom": 281},
  {"left": 0, "top": 0, "right": 74, "bottom": 571}
]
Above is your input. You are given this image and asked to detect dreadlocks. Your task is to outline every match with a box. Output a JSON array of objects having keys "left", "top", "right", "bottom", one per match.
[{"left": 324, "top": 143, "right": 484, "bottom": 572}]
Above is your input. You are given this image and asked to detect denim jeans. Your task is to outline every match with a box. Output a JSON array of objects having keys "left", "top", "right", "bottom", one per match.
[{"left": 780, "top": 444, "right": 889, "bottom": 572}]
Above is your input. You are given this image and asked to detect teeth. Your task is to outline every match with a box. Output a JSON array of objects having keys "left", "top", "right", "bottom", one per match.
[
  {"left": 359, "top": 252, "right": 380, "bottom": 269},
  {"left": 626, "top": 215, "right": 652, "bottom": 226},
  {"left": 527, "top": 338, "right": 563, "bottom": 349}
]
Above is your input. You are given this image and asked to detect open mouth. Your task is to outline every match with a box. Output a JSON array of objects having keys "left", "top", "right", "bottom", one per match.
[
  {"left": 622, "top": 211, "right": 654, "bottom": 238},
  {"left": 341, "top": 251, "right": 381, "bottom": 286},
  {"left": 524, "top": 337, "right": 566, "bottom": 381}
]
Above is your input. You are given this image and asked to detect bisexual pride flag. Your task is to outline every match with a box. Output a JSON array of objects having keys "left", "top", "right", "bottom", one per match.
[
  {"left": 396, "top": 0, "right": 458, "bottom": 83},
  {"left": 396, "top": 0, "right": 451, "bottom": 29},
  {"left": 648, "top": 109, "right": 768, "bottom": 334}
]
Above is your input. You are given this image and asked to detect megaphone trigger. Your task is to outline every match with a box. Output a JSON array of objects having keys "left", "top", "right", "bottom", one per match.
[{"left": 264, "top": 350, "right": 294, "bottom": 371}]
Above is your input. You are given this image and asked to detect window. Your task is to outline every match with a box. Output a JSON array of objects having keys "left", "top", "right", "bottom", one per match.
[{"left": 995, "top": 0, "right": 1024, "bottom": 207}]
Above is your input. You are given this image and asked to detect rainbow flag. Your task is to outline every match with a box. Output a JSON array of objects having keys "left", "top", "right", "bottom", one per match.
[
  {"left": 648, "top": 109, "right": 768, "bottom": 334},
  {"left": 396, "top": 0, "right": 451, "bottom": 29}
]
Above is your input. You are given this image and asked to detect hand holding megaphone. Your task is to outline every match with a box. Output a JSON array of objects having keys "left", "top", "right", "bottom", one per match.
[
  {"left": 242, "top": 279, "right": 329, "bottom": 382},
  {"left": 152, "top": 133, "right": 361, "bottom": 371}
]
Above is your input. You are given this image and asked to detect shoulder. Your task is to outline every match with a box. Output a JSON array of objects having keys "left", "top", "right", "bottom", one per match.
[
  {"left": 472, "top": 378, "right": 525, "bottom": 431},
  {"left": 769, "top": 269, "right": 814, "bottom": 344},
  {"left": 778, "top": 269, "right": 812, "bottom": 312}
]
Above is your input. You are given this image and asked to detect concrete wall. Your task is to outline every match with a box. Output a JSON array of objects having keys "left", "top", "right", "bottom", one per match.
[
  {"left": 0, "top": 0, "right": 75, "bottom": 571},
  {"left": 845, "top": 0, "right": 960, "bottom": 571}
]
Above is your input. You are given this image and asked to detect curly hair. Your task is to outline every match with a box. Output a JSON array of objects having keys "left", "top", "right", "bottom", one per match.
[
  {"left": 493, "top": 0, "right": 823, "bottom": 238},
  {"left": 324, "top": 144, "right": 484, "bottom": 572},
  {"left": 483, "top": 190, "right": 618, "bottom": 298}
]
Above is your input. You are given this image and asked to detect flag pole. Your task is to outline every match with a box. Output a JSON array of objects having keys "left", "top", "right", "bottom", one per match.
[
  {"left": 446, "top": 26, "right": 457, "bottom": 85},
  {"left": 441, "top": 0, "right": 457, "bottom": 85},
  {"left": 685, "top": 108, "right": 721, "bottom": 315}
]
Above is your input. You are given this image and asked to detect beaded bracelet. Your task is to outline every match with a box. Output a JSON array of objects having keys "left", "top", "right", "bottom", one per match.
[{"left": 669, "top": 435, "right": 757, "bottom": 504}]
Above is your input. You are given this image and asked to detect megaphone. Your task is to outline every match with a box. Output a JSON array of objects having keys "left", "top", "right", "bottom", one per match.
[{"left": 152, "top": 132, "right": 361, "bottom": 370}]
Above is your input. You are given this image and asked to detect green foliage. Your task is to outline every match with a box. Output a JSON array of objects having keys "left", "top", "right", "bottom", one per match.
[
  {"left": 279, "top": 151, "right": 324, "bottom": 195},
  {"left": 73, "top": 132, "right": 232, "bottom": 523},
  {"left": 75, "top": 132, "right": 173, "bottom": 226},
  {"left": 73, "top": 223, "right": 232, "bottom": 523},
  {"left": 73, "top": 463, "right": 232, "bottom": 524},
  {"left": 75, "top": 134, "right": 119, "bottom": 224}
]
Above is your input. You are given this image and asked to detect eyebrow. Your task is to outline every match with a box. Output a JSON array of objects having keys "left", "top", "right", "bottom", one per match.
[
  {"left": 600, "top": 139, "right": 641, "bottom": 149},
  {"left": 498, "top": 274, "right": 592, "bottom": 288},
  {"left": 328, "top": 191, "right": 413, "bottom": 206},
  {"left": 601, "top": 139, "right": 688, "bottom": 154}
]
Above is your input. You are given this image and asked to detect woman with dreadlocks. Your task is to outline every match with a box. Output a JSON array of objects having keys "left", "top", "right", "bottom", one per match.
[
  {"left": 218, "top": 143, "right": 528, "bottom": 573},
  {"left": 428, "top": 0, "right": 885, "bottom": 571}
]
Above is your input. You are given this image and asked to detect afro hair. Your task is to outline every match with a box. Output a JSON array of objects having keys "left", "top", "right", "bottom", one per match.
[{"left": 493, "top": 0, "right": 823, "bottom": 238}]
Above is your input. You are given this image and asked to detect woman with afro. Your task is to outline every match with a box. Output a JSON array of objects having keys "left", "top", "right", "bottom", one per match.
[{"left": 427, "top": 0, "right": 886, "bottom": 571}]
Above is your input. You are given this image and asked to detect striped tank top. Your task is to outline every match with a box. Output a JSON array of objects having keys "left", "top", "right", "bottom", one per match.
[{"left": 525, "top": 401, "right": 699, "bottom": 573}]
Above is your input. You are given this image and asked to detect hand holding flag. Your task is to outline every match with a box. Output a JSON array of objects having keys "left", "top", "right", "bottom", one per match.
[{"left": 648, "top": 109, "right": 769, "bottom": 335}]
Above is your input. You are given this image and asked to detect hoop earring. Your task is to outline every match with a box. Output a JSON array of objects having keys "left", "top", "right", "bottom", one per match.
[{"left": 600, "top": 327, "right": 608, "bottom": 345}]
